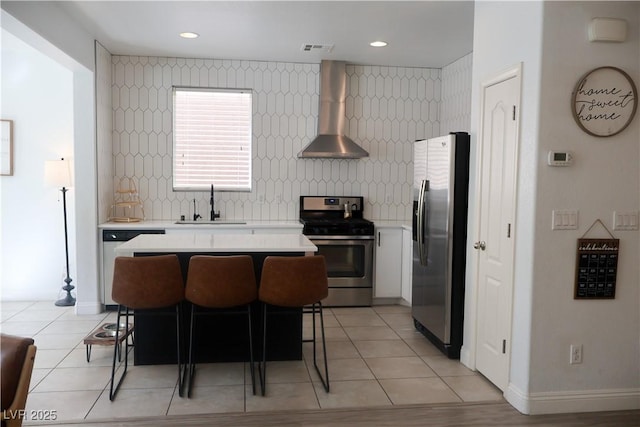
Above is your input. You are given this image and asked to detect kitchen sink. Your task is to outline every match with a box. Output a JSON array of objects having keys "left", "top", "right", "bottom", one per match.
[{"left": 174, "top": 220, "right": 246, "bottom": 225}]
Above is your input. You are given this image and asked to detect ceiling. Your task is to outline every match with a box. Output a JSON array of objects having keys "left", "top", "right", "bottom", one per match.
[{"left": 58, "top": 1, "right": 474, "bottom": 69}]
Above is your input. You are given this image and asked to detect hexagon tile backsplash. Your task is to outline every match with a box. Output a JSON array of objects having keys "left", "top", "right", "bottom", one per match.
[{"left": 107, "top": 54, "right": 471, "bottom": 222}]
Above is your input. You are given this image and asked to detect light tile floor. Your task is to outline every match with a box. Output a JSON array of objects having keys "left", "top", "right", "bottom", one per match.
[{"left": 1, "top": 301, "right": 503, "bottom": 424}]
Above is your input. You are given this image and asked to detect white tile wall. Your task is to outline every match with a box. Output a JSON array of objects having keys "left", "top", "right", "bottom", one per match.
[
  {"left": 106, "top": 54, "right": 471, "bottom": 222},
  {"left": 440, "top": 54, "right": 473, "bottom": 134}
]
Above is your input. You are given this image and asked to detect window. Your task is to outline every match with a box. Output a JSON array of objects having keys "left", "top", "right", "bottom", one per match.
[{"left": 173, "top": 87, "right": 252, "bottom": 191}]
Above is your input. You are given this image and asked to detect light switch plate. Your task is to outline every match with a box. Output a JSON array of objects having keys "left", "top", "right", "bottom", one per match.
[
  {"left": 613, "top": 211, "right": 639, "bottom": 231},
  {"left": 552, "top": 210, "right": 578, "bottom": 230}
]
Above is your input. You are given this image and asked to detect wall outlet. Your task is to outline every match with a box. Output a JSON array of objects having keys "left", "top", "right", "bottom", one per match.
[
  {"left": 257, "top": 194, "right": 265, "bottom": 204},
  {"left": 570, "top": 344, "right": 583, "bottom": 364}
]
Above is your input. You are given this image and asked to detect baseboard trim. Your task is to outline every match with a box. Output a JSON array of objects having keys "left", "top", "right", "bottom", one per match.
[
  {"left": 75, "top": 301, "right": 103, "bottom": 315},
  {"left": 459, "top": 345, "right": 474, "bottom": 370},
  {"left": 372, "top": 297, "right": 403, "bottom": 306},
  {"left": 505, "top": 383, "right": 640, "bottom": 415}
]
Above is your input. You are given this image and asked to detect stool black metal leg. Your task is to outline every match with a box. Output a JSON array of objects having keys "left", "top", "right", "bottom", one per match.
[
  {"left": 247, "top": 304, "right": 257, "bottom": 395},
  {"left": 187, "top": 304, "right": 197, "bottom": 398},
  {"left": 109, "top": 305, "right": 130, "bottom": 401},
  {"left": 312, "top": 302, "right": 330, "bottom": 392},
  {"left": 260, "top": 304, "right": 267, "bottom": 396},
  {"left": 177, "top": 304, "right": 185, "bottom": 398},
  {"left": 127, "top": 325, "right": 135, "bottom": 354}
]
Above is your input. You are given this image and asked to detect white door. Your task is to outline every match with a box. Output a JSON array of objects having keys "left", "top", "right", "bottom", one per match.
[{"left": 474, "top": 66, "right": 521, "bottom": 391}]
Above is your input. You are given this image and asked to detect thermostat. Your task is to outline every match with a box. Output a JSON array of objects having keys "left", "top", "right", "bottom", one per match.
[{"left": 547, "top": 151, "right": 573, "bottom": 166}]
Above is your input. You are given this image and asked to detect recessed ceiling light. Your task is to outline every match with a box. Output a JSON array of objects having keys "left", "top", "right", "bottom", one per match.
[
  {"left": 370, "top": 40, "right": 388, "bottom": 47},
  {"left": 179, "top": 32, "right": 199, "bottom": 39}
]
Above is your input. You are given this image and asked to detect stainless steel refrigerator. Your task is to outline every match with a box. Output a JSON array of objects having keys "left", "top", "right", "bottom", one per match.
[{"left": 412, "top": 132, "right": 470, "bottom": 359}]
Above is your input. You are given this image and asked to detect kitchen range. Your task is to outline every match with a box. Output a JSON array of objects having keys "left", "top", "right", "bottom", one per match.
[{"left": 299, "top": 196, "right": 375, "bottom": 307}]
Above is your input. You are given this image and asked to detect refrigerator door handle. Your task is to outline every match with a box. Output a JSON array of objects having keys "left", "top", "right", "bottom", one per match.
[
  {"left": 418, "top": 179, "right": 430, "bottom": 266},
  {"left": 423, "top": 180, "right": 430, "bottom": 266},
  {"left": 424, "top": 180, "right": 430, "bottom": 265},
  {"left": 416, "top": 180, "right": 425, "bottom": 263}
]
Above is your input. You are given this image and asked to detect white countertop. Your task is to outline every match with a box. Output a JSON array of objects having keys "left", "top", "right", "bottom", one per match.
[
  {"left": 99, "top": 220, "right": 302, "bottom": 230},
  {"left": 115, "top": 233, "right": 317, "bottom": 256}
]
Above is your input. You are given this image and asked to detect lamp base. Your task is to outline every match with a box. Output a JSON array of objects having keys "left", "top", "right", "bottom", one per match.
[
  {"left": 55, "top": 294, "right": 76, "bottom": 307},
  {"left": 55, "top": 281, "right": 76, "bottom": 307}
]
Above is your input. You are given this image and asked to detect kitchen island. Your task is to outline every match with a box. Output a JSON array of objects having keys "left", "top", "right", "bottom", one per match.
[{"left": 115, "top": 233, "right": 317, "bottom": 365}]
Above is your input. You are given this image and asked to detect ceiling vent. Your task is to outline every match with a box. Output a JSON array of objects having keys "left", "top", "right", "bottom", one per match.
[{"left": 301, "top": 43, "right": 334, "bottom": 53}]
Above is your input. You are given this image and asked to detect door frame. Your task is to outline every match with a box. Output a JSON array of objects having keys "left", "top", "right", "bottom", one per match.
[{"left": 462, "top": 63, "right": 522, "bottom": 386}]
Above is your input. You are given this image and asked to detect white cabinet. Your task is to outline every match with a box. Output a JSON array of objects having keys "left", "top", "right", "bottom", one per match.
[
  {"left": 374, "top": 227, "right": 403, "bottom": 298},
  {"left": 401, "top": 227, "right": 413, "bottom": 304}
]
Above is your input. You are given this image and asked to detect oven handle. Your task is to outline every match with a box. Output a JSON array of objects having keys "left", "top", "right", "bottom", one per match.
[{"left": 306, "top": 235, "right": 374, "bottom": 241}]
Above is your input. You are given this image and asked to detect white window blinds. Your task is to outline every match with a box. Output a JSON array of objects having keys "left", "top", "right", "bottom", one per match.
[{"left": 173, "top": 88, "right": 252, "bottom": 191}]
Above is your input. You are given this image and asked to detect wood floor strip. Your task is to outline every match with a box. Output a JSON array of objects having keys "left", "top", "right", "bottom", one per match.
[{"left": 27, "top": 402, "right": 640, "bottom": 427}]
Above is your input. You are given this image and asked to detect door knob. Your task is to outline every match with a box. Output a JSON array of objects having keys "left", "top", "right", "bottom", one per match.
[{"left": 473, "top": 241, "right": 486, "bottom": 250}]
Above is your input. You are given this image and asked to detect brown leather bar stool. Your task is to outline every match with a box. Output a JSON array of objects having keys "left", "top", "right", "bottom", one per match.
[
  {"left": 258, "top": 255, "right": 329, "bottom": 395},
  {"left": 184, "top": 255, "right": 258, "bottom": 398},
  {"left": 109, "top": 254, "right": 185, "bottom": 401}
]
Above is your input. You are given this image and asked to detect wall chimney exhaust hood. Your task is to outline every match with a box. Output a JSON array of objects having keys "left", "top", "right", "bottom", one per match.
[{"left": 298, "top": 61, "right": 368, "bottom": 159}]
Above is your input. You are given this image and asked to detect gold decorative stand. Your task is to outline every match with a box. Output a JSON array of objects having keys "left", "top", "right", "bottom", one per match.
[{"left": 108, "top": 177, "right": 145, "bottom": 223}]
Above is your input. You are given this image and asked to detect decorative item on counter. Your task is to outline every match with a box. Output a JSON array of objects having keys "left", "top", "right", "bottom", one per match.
[{"left": 108, "top": 177, "right": 145, "bottom": 222}]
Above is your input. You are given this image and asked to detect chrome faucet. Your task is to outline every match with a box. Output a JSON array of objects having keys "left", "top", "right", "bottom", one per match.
[{"left": 210, "top": 184, "right": 220, "bottom": 221}]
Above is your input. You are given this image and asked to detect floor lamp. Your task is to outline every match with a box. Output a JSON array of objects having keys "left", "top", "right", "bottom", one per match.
[{"left": 45, "top": 158, "right": 75, "bottom": 307}]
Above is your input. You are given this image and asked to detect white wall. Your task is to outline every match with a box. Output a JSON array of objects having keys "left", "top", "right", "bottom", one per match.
[
  {"left": 440, "top": 53, "right": 473, "bottom": 133},
  {"left": 1, "top": 5, "right": 99, "bottom": 313},
  {"left": 531, "top": 0, "right": 639, "bottom": 412},
  {"left": 96, "top": 42, "right": 113, "bottom": 225},
  {"left": 464, "top": 1, "right": 544, "bottom": 404},
  {"left": 0, "top": 29, "right": 76, "bottom": 301},
  {"left": 1, "top": 1, "right": 94, "bottom": 71},
  {"left": 467, "top": 0, "right": 639, "bottom": 415}
]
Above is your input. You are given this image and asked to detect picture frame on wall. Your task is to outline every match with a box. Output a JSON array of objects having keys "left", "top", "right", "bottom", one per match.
[{"left": 1, "top": 120, "right": 13, "bottom": 176}]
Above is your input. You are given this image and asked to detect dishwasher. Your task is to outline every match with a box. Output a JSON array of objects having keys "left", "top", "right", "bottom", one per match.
[{"left": 102, "top": 229, "right": 165, "bottom": 309}]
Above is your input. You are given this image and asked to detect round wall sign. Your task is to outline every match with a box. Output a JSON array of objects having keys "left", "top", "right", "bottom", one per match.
[{"left": 571, "top": 66, "right": 637, "bottom": 137}]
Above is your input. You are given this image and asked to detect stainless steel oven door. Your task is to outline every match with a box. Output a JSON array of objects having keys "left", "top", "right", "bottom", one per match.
[{"left": 309, "top": 236, "right": 374, "bottom": 307}]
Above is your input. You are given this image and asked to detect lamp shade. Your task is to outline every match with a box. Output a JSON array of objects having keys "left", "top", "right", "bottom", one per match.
[{"left": 45, "top": 158, "right": 72, "bottom": 188}]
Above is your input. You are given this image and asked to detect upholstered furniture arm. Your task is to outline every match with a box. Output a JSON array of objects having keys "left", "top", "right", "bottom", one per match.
[{"left": 1, "top": 334, "right": 37, "bottom": 427}]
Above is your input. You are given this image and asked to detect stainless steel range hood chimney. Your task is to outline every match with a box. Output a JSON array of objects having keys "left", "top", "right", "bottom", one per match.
[{"left": 298, "top": 61, "right": 368, "bottom": 159}]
